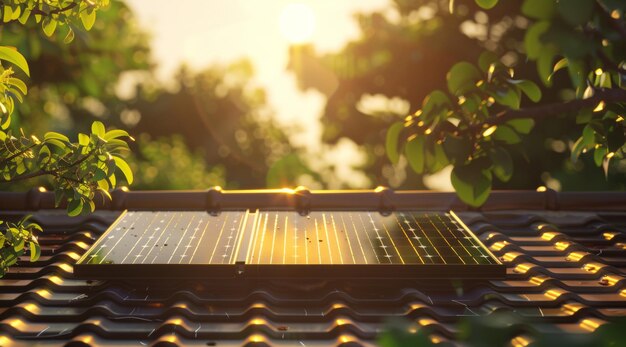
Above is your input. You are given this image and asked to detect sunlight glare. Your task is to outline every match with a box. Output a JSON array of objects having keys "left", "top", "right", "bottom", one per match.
[{"left": 279, "top": 3, "right": 315, "bottom": 44}]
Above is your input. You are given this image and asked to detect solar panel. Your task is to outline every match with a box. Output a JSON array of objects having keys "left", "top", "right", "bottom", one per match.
[{"left": 75, "top": 210, "right": 504, "bottom": 279}]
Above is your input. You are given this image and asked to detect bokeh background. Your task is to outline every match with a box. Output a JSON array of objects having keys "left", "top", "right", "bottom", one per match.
[{"left": 4, "top": 0, "right": 626, "bottom": 192}]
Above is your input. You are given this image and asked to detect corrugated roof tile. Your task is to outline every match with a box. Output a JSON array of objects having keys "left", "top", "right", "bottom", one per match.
[{"left": 0, "top": 207, "right": 625, "bottom": 345}]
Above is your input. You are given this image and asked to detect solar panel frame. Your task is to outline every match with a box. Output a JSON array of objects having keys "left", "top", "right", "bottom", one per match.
[{"left": 74, "top": 210, "right": 504, "bottom": 279}]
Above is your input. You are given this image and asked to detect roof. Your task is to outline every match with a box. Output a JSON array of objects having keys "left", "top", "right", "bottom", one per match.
[{"left": 2, "top": 189, "right": 626, "bottom": 346}]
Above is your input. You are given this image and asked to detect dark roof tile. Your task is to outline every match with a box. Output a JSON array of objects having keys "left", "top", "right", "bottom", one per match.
[{"left": 1, "top": 197, "right": 626, "bottom": 345}]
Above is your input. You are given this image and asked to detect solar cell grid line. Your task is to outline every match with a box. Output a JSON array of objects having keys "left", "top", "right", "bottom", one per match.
[
  {"left": 269, "top": 213, "right": 279, "bottom": 264},
  {"left": 393, "top": 213, "right": 425, "bottom": 264},
  {"left": 443, "top": 212, "right": 486, "bottom": 264},
  {"left": 378, "top": 213, "right": 406, "bottom": 264},
  {"left": 401, "top": 212, "right": 433, "bottom": 264},
  {"left": 321, "top": 213, "right": 334, "bottom": 264},
  {"left": 303, "top": 215, "right": 309, "bottom": 264},
  {"left": 408, "top": 212, "right": 446, "bottom": 264},
  {"left": 222, "top": 214, "right": 239, "bottom": 264},
  {"left": 188, "top": 215, "right": 211, "bottom": 264},
  {"left": 114, "top": 212, "right": 161, "bottom": 264},
  {"left": 449, "top": 211, "right": 500, "bottom": 265},
  {"left": 292, "top": 214, "right": 298, "bottom": 264},
  {"left": 180, "top": 216, "right": 205, "bottom": 264},
  {"left": 143, "top": 211, "right": 180, "bottom": 264},
  {"left": 424, "top": 212, "right": 466, "bottom": 264},
  {"left": 338, "top": 213, "right": 357, "bottom": 264},
  {"left": 356, "top": 212, "right": 381, "bottom": 264},
  {"left": 347, "top": 212, "right": 368, "bottom": 264},
  {"left": 97, "top": 211, "right": 139, "bottom": 264},
  {"left": 432, "top": 213, "right": 476, "bottom": 265},
  {"left": 120, "top": 211, "right": 164, "bottom": 264},
  {"left": 439, "top": 213, "right": 481, "bottom": 264},
  {"left": 255, "top": 212, "right": 269, "bottom": 264},
  {"left": 133, "top": 212, "right": 175, "bottom": 264},
  {"left": 168, "top": 214, "right": 195, "bottom": 264},
  {"left": 243, "top": 211, "right": 261, "bottom": 265},
  {"left": 329, "top": 214, "right": 344, "bottom": 264},
  {"left": 230, "top": 210, "right": 252, "bottom": 264},
  {"left": 208, "top": 212, "right": 230, "bottom": 264}
]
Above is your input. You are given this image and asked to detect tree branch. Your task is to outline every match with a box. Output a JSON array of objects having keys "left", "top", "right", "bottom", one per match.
[
  {"left": 0, "top": 148, "right": 97, "bottom": 183},
  {"left": 462, "top": 88, "right": 626, "bottom": 134},
  {"left": 595, "top": 0, "right": 626, "bottom": 40},
  {"left": 0, "top": 142, "right": 37, "bottom": 167}
]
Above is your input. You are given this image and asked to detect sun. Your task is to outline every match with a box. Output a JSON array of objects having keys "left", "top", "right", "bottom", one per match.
[{"left": 279, "top": 3, "right": 316, "bottom": 44}]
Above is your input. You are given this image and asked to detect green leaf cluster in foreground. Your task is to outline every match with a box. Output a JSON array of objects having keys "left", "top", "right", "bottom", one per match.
[
  {"left": 386, "top": 0, "right": 626, "bottom": 207},
  {"left": 0, "top": 0, "right": 128, "bottom": 277},
  {"left": 387, "top": 54, "right": 540, "bottom": 206},
  {"left": 0, "top": 216, "right": 40, "bottom": 277}
]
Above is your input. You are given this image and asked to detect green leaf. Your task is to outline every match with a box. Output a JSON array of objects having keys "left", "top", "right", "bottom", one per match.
[
  {"left": 475, "top": 0, "right": 498, "bottom": 10},
  {"left": 104, "top": 129, "right": 130, "bottom": 141},
  {"left": 506, "top": 118, "right": 534, "bottom": 134},
  {"left": 8, "top": 77, "right": 27, "bottom": 95},
  {"left": 64, "top": 28, "right": 75, "bottom": 44},
  {"left": 91, "top": 121, "right": 105, "bottom": 137},
  {"left": 570, "top": 125, "right": 595, "bottom": 163},
  {"left": 78, "top": 133, "right": 90, "bottom": 147},
  {"left": 478, "top": 51, "right": 498, "bottom": 73},
  {"left": 422, "top": 90, "right": 450, "bottom": 120},
  {"left": 490, "top": 148, "right": 513, "bottom": 182},
  {"left": 80, "top": 9, "right": 96, "bottom": 30},
  {"left": 451, "top": 161, "right": 493, "bottom": 207},
  {"left": 492, "top": 125, "right": 522, "bottom": 144},
  {"left": 98, "top": 187, "right": 112, "bottom": 200},
  {"left": 594, "top": 146, "right": 607, "bottom": 167},
  {"left": 553, "top": 58, "right": 568, "bottom": 73},
  {"left": 537, "top": 48, "right": 557, "bottom": 86},
  {"left": 29, "top": 241, "right": 40, "bottom": 262},
  {"left": 18, "top": 7, "right": 30, "bottom": 24},
  {"left": 0, "top": 46, "right": 30, "bottom": 76},
  {"left": 42, "top": 17, "right": 57, "bottom": 37},
  {"left": 386, "top": 122, "right": 403, "bottom": 164},
  {"left": 3, "top": 6, "right": 12, "bottom": 23},
  {"left": 67, "top": 199, "right": 83, "bottom": 217},
  {"left": 509, "top": 79, "right": 541, "bottom": 102},
  {"left": 447, "top": 62, "right": 481, "bottom": 95},
  {"left": 491, "top": 87, "right": 520, "bottom": 109},
  {"left": 566, "top": 59, "right": 586, "bottom": 94},
  {"left": 44, "top": 131, "right": 69, "bottom": 143},
  {"left": 524, "top": 21, "right": 550, "bottom": 60},
  {"left": 557, "top": 0, "right": 594, "bottom": 26},
  {"left": 522, "top": 0, "right": 555, "bottom": 19},
  {"left": 442, "top": 135, "right": 471, "bottom": 164},
  {"left": 576, "top": 109, "right": 593, "bottom": 124},
  {"left": 405, "top": 136, "right": 425, "bottom": 174},
  {"left": 113, "top": 156, "right": 133, "bottom": 185}
]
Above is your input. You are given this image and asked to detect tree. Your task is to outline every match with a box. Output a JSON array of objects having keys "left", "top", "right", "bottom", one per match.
[
  {"left": 290, "top": 0, "right": 626, "bottom": 206},
  {"left": 126, "top": 61, "right": 309, "bottom": 189},
  {"left": 0, "top": 0, "right": 133, "bottom": 276}
]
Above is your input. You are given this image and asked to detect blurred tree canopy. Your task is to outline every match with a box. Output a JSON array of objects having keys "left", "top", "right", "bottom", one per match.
[
  {"left": 124, "top": 60, "right": 306, "bottom": 189},
  {"left": 289, "top": 0, "right": 626, "bottom": 205}
]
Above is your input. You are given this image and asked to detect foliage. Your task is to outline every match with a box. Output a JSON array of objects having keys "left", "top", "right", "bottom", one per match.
[
  {"left": 0, "top": 0, "right": 132, "bottom": 276},
  {"left": 290, "top": 0, "right": 626, "bottom": 206},
  {"left": 385, "top": 0, "right": 626, "bottom": 206},
  {"left": 378, "top": 312, "right": 626, "bottom": 347},
  {"left": 0, "top": 215, "right": 40, "bottom": 277},
  {"left": 127, "top": 134, "right": 226, "bottom": 190},
  {"left": 128, "top": 62, "right": 304, "bottom": 189}
]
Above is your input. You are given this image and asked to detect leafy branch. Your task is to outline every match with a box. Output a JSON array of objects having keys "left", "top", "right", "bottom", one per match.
[
  {"left": 386, "top": 0, "right": 626, "bottom": 207},
  {"left": 0, "top": 0, "right": 130, "bottom": 277}
]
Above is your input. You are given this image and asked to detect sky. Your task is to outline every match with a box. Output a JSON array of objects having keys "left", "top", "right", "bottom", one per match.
[
  {"left": 123, "top": 0, "right": 453, "bottom": 190},
  {"left": 125, "top": 0, "right": 389, "bottom": 149}
]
